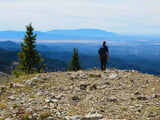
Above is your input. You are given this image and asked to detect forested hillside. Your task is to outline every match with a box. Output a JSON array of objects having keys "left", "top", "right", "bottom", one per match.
[{"left": 0, "top": 48, "right": 67, "bottom": 73}]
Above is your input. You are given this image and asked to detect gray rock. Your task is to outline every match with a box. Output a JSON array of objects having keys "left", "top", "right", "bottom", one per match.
[
  {"left": 89, "top": 73, "right": 101, "bottom": 78},
  {"left": 80, "top": 74, "right": 89, "bottom": 79},
  {"left": 95, "top": 73, "right": 101, "bottom": 78},
  {"left": 26, "top": 108, "right": 32, "bottom": 112},
  {"left": 47, "top": 75, "right": 51, "bottom": 79},
  {"left": 137, "top": 95, "right": 147, "bottom": 100},
  {"left": 80, "top": 84, "right": 89, "bottom": 90},
  {"left": 5, "top": 118, "right": 12, "bottom": 120},
  {"left": 45, "top": 98, "right": 50, "bottom": 103},
  {"left": 35, "top": 92, "right": 42, "bottom": 96},
  {"left": 72, "top": 96, "right": 81, "bottom": 102},
  {"left": 1, "top": 86, "right": 6, "bottom": 93},
  {"left": 36, "top": 74, "right": 41, "bottom": 78},
  {"left": 105, "top": 82, "right": 110, "bottom": 85},
  {"left": 106, "top": 96, "right": 118, "bottom": 102},
  {"left": 65, "top": 114, "right": 83, "bottom": 120},
  {"left": 14, "top": 83, "right": 24, "bottom": 88},
  {"left": 26, "top": 77, "right": 37, "bottom": 85},
  {"left": 92, "top": 78, "right": 97, "bottom": 80},
  {"left": 51, "top": 95, "right": 56, "bottom": 99},
  {"left": 152, "top": 94, "right": 159, "bottom": 98},
  {"left": 50, "top": 99, "right": 58, "bottom": 102},
  {"left": 109, "top": 74, "right": 118, "bottom": 80},
  {"left": 9, "top": 83, "right": 14, "bottom": 88},
  {"left": 83, "top": 111, "right": 103, "bottom": 120},
  {"left": 38, "top": 77, "right": 47, "bottom": 81},
  {"left": 47, "top": 116, "right": 54, "bottom": 120},
  {"left": 62, "top": 111, "right": 66, "bottom": 115},
  {"left": 56, "top": 94, "right": 65, "bottom": 99},
  {"left": 135, "top": 91, "right": 141, "bottom": 95},
  {"left": 90, "top": 84, "right": 97, "bottom": 90},
  {"left": 71, "top": 72, "right": 80, "bottom": 79},
  {"left": 8, "top": 96, "right": 15, "bottom": 101},
  {"left": 151, "top": 88, "right": 156, "bottom": 91}
]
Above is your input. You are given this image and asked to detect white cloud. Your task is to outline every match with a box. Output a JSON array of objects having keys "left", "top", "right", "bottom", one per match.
[{"left": 0, "top": 0, "right": 160, "bottom": 34}]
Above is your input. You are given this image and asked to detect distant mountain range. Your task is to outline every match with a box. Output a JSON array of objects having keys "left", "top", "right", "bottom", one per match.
[{"left": 0, "top": 29, "right": 120, "bottom": 40}]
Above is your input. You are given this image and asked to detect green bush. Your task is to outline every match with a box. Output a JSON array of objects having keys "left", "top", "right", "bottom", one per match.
[
  {"left": 39, "top": 113, "right": 51, "bottom": 120},
  {"left": 12, "top": 69, "right": 21, "bottom": 78}
]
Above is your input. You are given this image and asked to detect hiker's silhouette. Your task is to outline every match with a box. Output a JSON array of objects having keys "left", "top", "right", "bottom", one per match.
[{"left": 98, "top": 41, "right": 110, "bottom": 71}]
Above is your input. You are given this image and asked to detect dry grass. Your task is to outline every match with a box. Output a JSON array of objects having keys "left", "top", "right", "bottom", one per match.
[
  {"left": 0, "top": 102, "right": 7, "bottom": 110},
  {"left": 12, "top": 73, "right": 36, "bottom": 84}
]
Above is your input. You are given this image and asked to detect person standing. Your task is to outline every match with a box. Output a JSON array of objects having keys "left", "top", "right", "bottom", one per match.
[{"left": 98, "top": 41, "right": 110, "bottom": 71}]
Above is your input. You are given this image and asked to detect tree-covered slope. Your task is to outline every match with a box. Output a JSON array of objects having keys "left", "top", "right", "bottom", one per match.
[{"left": 0, "top": 48, "right": 67, "bottom": 73}]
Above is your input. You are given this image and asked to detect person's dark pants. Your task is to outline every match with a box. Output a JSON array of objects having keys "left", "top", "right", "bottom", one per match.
[{"left": 100, "top": 56, "right": 107, "bottom": 71}]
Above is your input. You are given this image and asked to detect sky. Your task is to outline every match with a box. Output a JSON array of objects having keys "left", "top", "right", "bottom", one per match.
[{"left": 0, "top": 0, "right": 160, "bottom": 35}]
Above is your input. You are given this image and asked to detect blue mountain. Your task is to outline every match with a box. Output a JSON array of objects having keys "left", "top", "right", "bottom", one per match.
[
  {"left": 47, "top": 29, "right": 116, "bottom": 37},
  {"left": 0, "top": 29, "right": 119, "bottom": 40},
  {"left": 0, "top": 41, "right": 20, "bottom": 51},
  {"left": 0, "top": 30, "right": 25, "bottom": 39}
]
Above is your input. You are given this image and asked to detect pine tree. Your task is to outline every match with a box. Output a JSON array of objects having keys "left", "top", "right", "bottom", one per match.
[
  {"left": 68, "top": 47, "right": 82, "bottom": 71},
  {"left": 18, "top": 23, "right": 45, "bottom": 73}
]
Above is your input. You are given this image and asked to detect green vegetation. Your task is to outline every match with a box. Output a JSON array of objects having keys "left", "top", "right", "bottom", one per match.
[
  {"left": 22, "top": 113, "right": 30, "bottom": 120},
  {"left": 18, "top": 23, "right": 45, "bottom": 74},
  {"left": 12, "top": 69, "right": 22, "bottom": 78},
  {"left": 13, "top": 104, "right": 18, "bottom": 109},
  {"left": 68, "top": 47, "right": 82, "bottom": 71},
  {"left": 0, "top": 118, "right": 5, "bottom": 120},
  {"left": 39, "top": 113, "right": 51, "bottom": 120}
]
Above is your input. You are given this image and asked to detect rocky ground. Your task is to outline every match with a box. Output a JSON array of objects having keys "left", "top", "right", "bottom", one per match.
[
  {"left": 0, "top": 68, "right": 160, "bottom": 120},
  {"left": 0, "top": 72, "right": 10, "bottom": 84}
]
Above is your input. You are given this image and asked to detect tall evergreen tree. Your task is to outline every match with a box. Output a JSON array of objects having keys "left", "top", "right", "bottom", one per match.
[
  {"left": 68, "top": 47, "right": 82, "bottom": 71},
  {"left": 18, "top": 23, "right": 45, "bottom": 73}
]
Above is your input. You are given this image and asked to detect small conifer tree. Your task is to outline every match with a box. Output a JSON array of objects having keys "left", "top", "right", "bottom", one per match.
[
  {"left": 18, "top": 23, "right": 45, "bottom": 73},
  {"left": 68, "top": 47, "right": 82, "bottom": 71}
]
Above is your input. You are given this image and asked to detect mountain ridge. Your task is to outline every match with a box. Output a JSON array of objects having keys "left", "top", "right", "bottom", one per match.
[
  {"left": 47, "top": 28, "right": 116, "bottom": 36},
  {"left": 0, "top": 29, "right": 120, "bottom": 40}
]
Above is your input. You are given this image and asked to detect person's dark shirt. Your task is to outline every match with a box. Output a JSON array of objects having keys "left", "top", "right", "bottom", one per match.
[{"left": 101, "top": 45, "right": 108, "bottom": 53}]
